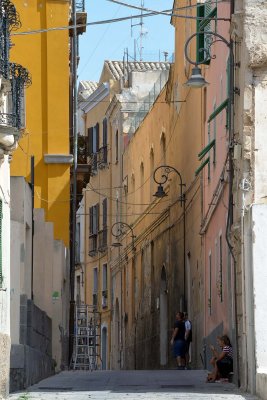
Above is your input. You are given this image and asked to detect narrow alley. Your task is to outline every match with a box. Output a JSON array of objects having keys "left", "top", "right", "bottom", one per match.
[{"left": 9, "top": 370, "right": 259, "bottom": 400}]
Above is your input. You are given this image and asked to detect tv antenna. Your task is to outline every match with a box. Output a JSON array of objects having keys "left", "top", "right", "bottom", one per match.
[{"left": 131, "top": 0, "right": 147, "bottom": 61}]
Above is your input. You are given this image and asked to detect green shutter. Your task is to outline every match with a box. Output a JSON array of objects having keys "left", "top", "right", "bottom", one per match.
[
  {"left": 195, "top": 157, "right": 210, "bottom": 176},
  {"left": 207, "top": 98, "right": 229, "bottom": 123},
  {"left": 0, "top": 200, "right": 2, "bottom": 287},
  {"left": 198, "top": 139, "right": 215, "bottom": 161},
  {"left": 196, "top": 2, "right": 217, "bottom": 65}
]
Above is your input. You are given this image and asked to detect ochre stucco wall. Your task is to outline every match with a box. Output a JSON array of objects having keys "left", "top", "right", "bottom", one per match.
[{"left": 10, "top": 1, "right": 70, "bottom": 247}]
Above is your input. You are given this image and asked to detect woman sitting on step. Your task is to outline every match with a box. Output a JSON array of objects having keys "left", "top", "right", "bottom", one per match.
[{"left": 206, "top": 335, "right": 233, "bottom": 383}]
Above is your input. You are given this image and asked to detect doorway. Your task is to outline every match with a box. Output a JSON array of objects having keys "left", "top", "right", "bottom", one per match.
[
  {"left": 101, "top": 326, "right": 107, "bottom": 369},
  {"left": 160, "top": 266, "right": 168, "bottom": 366}
]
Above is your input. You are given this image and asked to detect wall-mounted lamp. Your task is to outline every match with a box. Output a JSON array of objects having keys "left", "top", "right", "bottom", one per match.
[
  {"left": 153, "top": 165, "right": 186, "bottom": 207},
  {"left": 111, "top": 221, "right": 136, "bottom": 251},
  {"left": 184, "top": 31, "right": 231, "bottom": 89}
]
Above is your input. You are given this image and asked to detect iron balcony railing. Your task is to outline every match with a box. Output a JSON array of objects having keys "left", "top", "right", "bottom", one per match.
[
  {"left": 89, "top": 152, "right": 97, "bottom": 174},
  {"left": 77, "top": 135, "right": 87, "bottom": 164},
  {"left": 98, "top": 227, "right": 107, "bottom": 253},
  {"left": 76, "top": 0, "right": 85, "bottom": 12},
  {"left": 0, "top": 112, "right": 16, "bottom": 127},
  {"left": 0, "top": 0, "right": 21, "bottom": 79},
  {"left": 89, "top": 234, "right": 98, "bottom": 257},
  {"left": 10, "top": 62, "right": 31, "bottom": 130},
  {"left": 97, "top": 145, "right": 108, "bottom": 167}
]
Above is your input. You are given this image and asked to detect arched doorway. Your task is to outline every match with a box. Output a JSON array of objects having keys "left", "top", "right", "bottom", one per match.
[
  {"left": 101, "top": 326, "right": 107, "bottom": 370},
  {"left": 160, "top": 266, "right": 168, "bottom": 366}
]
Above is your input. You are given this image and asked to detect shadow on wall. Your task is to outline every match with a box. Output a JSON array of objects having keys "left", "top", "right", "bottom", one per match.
[{"left": 9, "top": 295, "right": 55, "bottom": 392}]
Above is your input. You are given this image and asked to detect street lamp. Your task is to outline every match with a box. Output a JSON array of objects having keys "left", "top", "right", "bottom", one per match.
[
  {"left": 153, "top": 165, "right": 187, "bottom": 309},
  {"left": 153, "top": 165, "right": 186, "bottom": 207},
  {"left": 111, "top": 221, "right": 136, "bottom": 251},
  {"left": 184, "top": 31, "right": 231, "bottom": 88}
]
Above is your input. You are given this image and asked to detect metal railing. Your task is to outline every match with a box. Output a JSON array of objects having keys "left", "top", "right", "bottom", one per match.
[
  {"left": 98, "top": 228, "right": 107, "bottom": 252},
  {"left": 89, "top": 234, "right": 98, "bottom": 257},
  {"left": 97, "top": 145, "right": 108, "bottom": 167},
  {"left": 127, "top": 71, "right": 169, "bottom": 135},
  {"left": 0, "top": 112, "right": 16, "bottom": 127},
  {"left": 76, "top": 0, "right": 85, "bottom": 12}
]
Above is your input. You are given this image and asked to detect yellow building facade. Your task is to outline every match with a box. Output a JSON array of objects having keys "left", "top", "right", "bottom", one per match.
[{"left": 10, "top": 1, "right": 71, "bottom": 246}]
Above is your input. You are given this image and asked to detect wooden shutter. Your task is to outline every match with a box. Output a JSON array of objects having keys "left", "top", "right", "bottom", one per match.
[
  {"left": 96, "top": 203, "right": 99, "bottom": 233},
  {"left": 103, "top": 118, "right": 107, "bottom": 146},
  {"left": 95, "top": 123, "right": 100, "bottom": 152},
  {"left": 102, "top": 198, "right": 107, "bottom": 228},
  {"left": 196, "top": 1, "right": 217, "bottom": 65},
  {"left": 89, "top": 206, "right": 93, "bottom": 235},
  {"left": 0, "top": 200, "right": 2, "bottom": 287},
  {"left": 88, "top": 127, "right": 93, "bottom": 156}
]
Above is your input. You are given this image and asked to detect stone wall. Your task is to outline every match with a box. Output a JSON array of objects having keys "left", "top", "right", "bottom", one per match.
[
  {"left": 0, "top": 333, "right": 11, "bottom": 399},
  {"left": 10, "top": 295, "right": 54, "bottom": 392}
]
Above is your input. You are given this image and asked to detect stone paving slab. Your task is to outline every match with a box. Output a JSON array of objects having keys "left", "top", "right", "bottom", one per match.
[{"left": 8, "top": 370, "right": 259, "bottom": 400}]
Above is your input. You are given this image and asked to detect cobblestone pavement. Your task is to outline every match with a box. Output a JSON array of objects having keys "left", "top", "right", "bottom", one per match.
[{"left": 9, "top": 370, "right": 259, "bottom": 400}]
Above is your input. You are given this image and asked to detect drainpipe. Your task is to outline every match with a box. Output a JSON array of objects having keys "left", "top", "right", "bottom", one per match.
[
  {"left": 30, "top": 156, "right": 34, "bottom": 301},
  {"left": 225, "top": 0, "right": 240, "bottom": 386},
  {"left": 69, "top": 0, "right": 78, "bottom": 364}
]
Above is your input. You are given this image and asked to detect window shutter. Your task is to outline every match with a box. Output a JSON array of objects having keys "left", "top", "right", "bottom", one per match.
[
  {"left": 102, "top": 198, "right": 107, "bottom": 228},
  {"left": 89, "top": 206, "right": 93, "bottom": 235},
  {"left": 0, "top": 200, "right": 2, "bottom": 287},
  {"left": 88, "top": 127, "right": 93, "bottom": 156},
  {"left": 103, "top": 118, "right": 107, "bottom": 146},
  {"left": 96, "top": 203, "right": 99, "bottom": 233},
  {"left": 95, "top": 123, "right": 99, "bottom": 152},
  {"left": 196, "top": 1, "right": 217, "bottom": 65}
]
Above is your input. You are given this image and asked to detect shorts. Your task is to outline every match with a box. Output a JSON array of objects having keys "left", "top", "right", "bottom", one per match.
[
  {"left": 185, "top": 340, "right": 191, "bottom": 353},
  {"left": 173, "top": 340, "right": 186, "bottom": 358},
  {"left": 216, "top": 357, "right": 233, "bottom": 378}
]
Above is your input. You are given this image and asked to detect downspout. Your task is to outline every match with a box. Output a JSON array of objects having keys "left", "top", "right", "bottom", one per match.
[
  {"left": 30, "top": 156, "right": 34, "bottom": 301},
  {"left": 69, "top": 0, "right": 78, "bottom": 364},
  {"left": 225, "top": 0, "right": 240, "bottom": 387}
]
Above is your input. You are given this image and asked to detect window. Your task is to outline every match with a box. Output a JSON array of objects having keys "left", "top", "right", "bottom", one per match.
[
  {"left": 102, "top": 198, "right": 107, "bottom": 228},
  {"left": 89, "top": 204, "right": 99, "bottom": 235},
  {"left": 101, "top": 118, "right": 108, "bottom": 164},
  {"left": 0, "top": 199, "right": 2, "bottom": 288},
  {"left": 208, "top": 252, "right": 212, "bottom": 315},
  {"left": 93, "top": 267, "right": 98, "bottom": 307},
  {"left": 76, "top": 275, "right": 81, "bottom": 304},
  {"left": 219, "top": 234, "right": 223, "bottom": 302},
  {"left": 115, "top": 129, "right": 119, "bottom": 162},
  {"left": 89, "top": 204, "right": 99, "bottom": 256},
  {"left": 102, "top": 264, "right": 107, "bottom": 291},
  {"left": 75, "top": 222, "right": 80, "bottom": 264},
  {"left": 102, "top": 263, "right": 108, "bottom": 309},
  {"left": 88, "top": 123, "right": 99, "bottom": 170}
]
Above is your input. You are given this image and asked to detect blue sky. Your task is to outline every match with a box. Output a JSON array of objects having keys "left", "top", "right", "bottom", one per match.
[{"left": 78, "top": 0, "right": 174, "bottom": 83}]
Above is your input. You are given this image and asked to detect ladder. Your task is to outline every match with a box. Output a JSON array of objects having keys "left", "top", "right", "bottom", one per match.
[{"left": 70, "top": 304, "right": 101, "bottom": 370}]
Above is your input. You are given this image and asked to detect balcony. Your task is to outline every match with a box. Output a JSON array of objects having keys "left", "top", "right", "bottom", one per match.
[
  {"left": 0, "top": 112, "right": 17, "bottom": 134},
  {"left": 97, "top": 145, "right": 108, "bottom": 169},
  {"left": 89, "top": 234, "right": 98, "bottom": 257},
  {"left": 98, "top": 228, "right": 107, "bottom": 253},
  {"left": 89, "top": 153, "right": 97, "bottom": 175},
  {"left": 69, "top": 0, "right": 87, "bottom": 36}
]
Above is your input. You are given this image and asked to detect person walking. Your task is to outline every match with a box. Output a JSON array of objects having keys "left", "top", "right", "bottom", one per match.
[
  {"left": 170, "top": 311, "right": 186, "bottom": 369},
  {"left": 184, "top": 312, "right": 192, "bottom": 369}
]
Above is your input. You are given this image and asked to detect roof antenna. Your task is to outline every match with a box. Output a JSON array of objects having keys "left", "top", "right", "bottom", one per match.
[{"left": 130, "top": 0, "right": 147, "bottom": 61}]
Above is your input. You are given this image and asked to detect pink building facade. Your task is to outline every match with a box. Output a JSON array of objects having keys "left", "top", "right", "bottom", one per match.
[{"left": 195, "top": 1, "right": 235, "bottom": 366}]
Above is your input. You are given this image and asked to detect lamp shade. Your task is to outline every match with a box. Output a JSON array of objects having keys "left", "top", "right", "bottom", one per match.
[
  {"left": 153, "top": 184, "right": 167, "bottom": 198},
  {"left": 184, "top": 66, "right": 209, "bottom": 88}
]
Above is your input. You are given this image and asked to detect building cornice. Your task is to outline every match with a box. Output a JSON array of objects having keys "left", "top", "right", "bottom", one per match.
[
  {"left": 82, "top": 82, "right": 110, "bottom": 113},
  {"left": 44, "top": 154, "right": 74, "bottom": 164}
]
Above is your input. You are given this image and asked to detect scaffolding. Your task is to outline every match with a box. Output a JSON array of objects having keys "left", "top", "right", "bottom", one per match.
[{"left": 70, "top": 304, "right": 101, "bottom": 370}]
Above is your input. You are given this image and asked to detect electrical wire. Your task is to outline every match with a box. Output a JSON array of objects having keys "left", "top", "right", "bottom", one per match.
[{"left": 11, "top": 5, "right": 229, "bottom": 37}]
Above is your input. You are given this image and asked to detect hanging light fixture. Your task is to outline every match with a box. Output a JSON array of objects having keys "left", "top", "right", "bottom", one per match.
[{"left": 184, "top": 66, "right": 209, "bottom": 89}]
